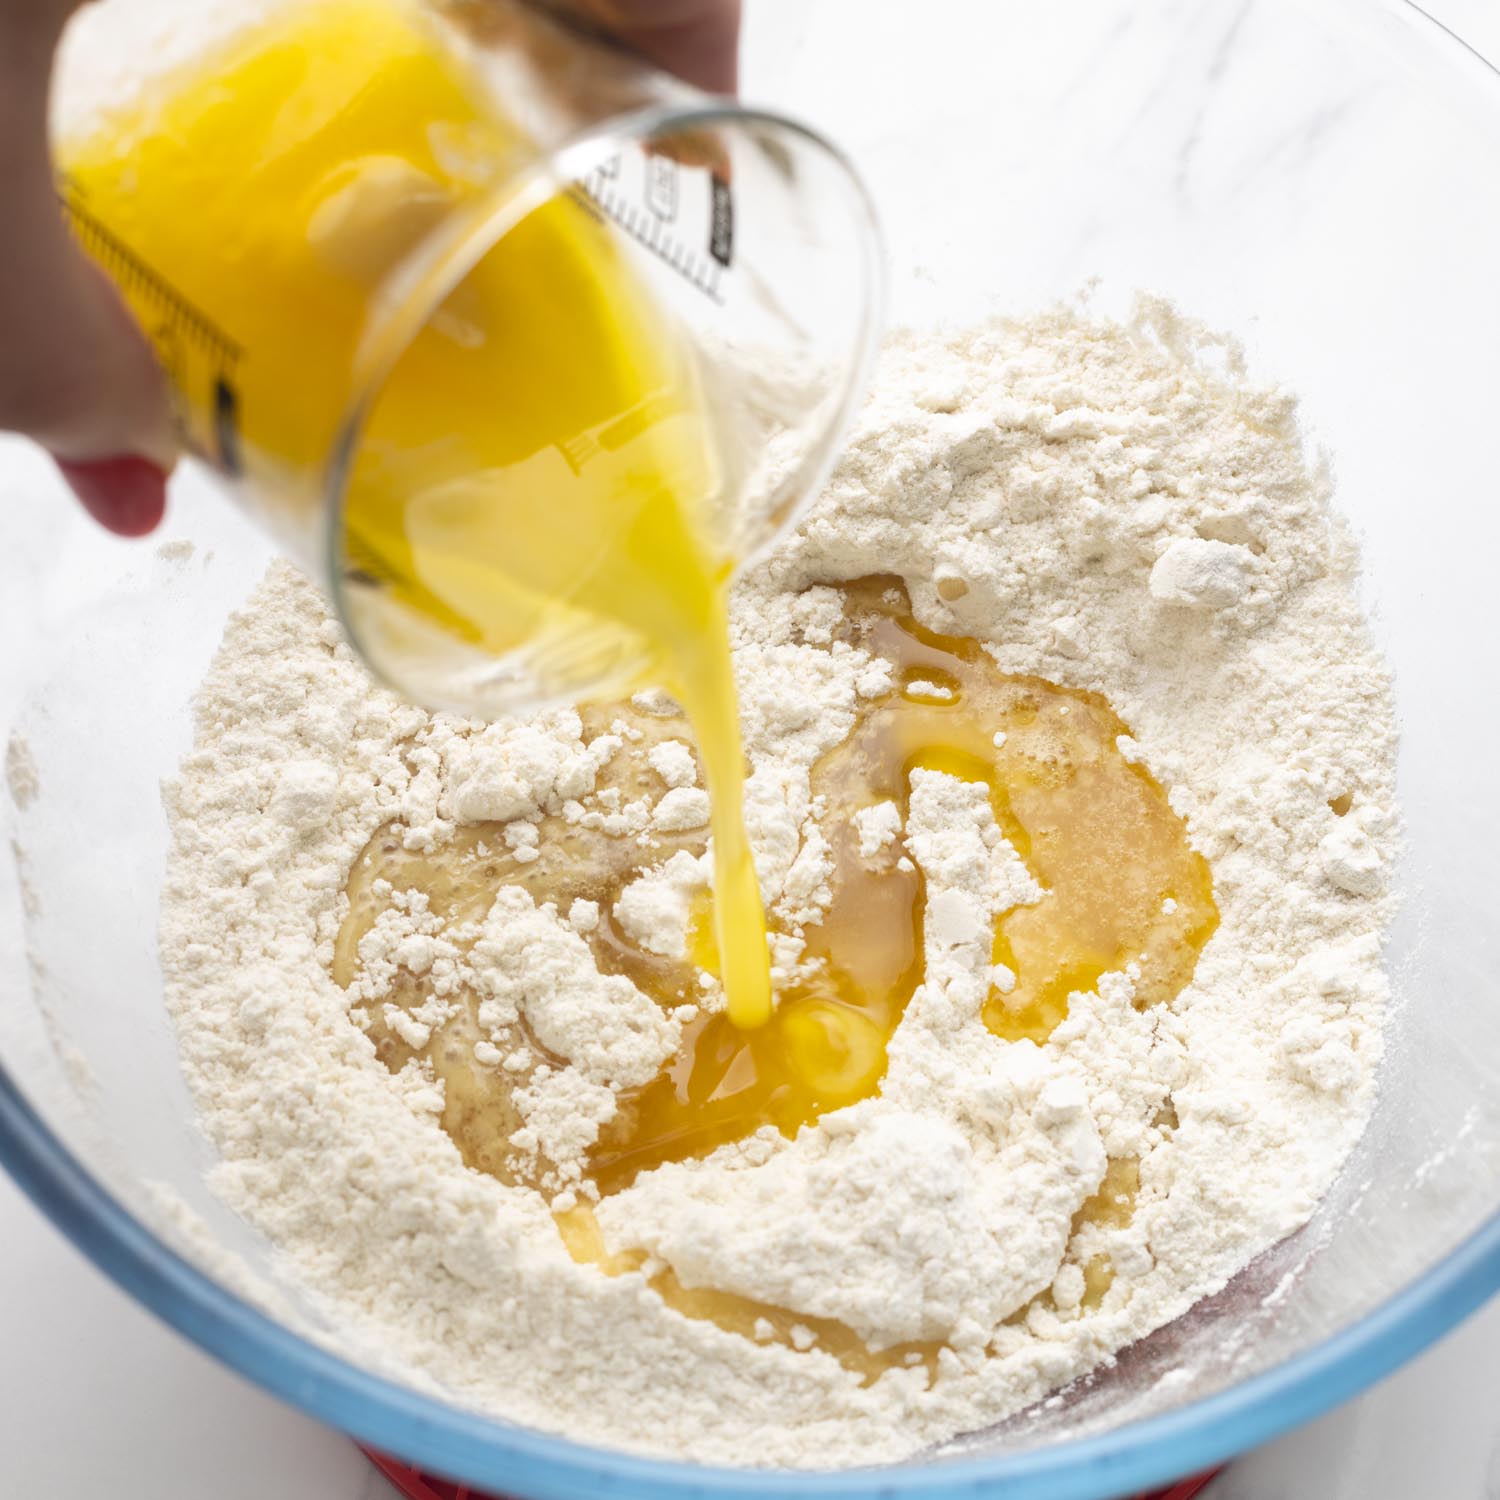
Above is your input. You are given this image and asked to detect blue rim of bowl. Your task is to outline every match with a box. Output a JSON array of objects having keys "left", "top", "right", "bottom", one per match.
[
  {"left": 3, "top": 1051, "right": 1499, "bottom": 1499},
  {"left": 7, "top": 0, "right": 1500, "bottom": 1494}
]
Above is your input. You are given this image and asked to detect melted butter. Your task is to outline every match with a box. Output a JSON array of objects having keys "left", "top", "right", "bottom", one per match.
[
  {"left": 555, "top": 1204, "right": 940, "bottom": 1386},
  {"left": 62, "top": 0, "right": 772, "bottom": 1031},
  {"left": 1006, "top": 1156, "right": 1142, "bottom": 1326},
  {"left": 1072, "top": 1156, "right": 1140, "bottom": 1312},
  {"left": 335, "top": 579, "right": 1217, "bottom": 1371}
]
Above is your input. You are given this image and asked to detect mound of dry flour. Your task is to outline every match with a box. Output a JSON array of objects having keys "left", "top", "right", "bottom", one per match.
[{"left": 159, "top": 298, "right": 1398, "bottom": 1467}]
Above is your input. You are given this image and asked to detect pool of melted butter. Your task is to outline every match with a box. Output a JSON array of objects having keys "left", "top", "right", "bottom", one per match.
[{"left": 332, "top": 579, "right": 1218, "bottom": 1382}]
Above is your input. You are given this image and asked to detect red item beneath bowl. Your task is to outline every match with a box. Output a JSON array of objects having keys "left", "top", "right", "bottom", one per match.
[{"left": 361, "top": 1446, "right": 1224, "bottom": 1500}]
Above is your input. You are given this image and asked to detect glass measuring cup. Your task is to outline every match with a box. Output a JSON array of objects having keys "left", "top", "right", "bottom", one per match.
[{"left": 55, "top": 0, "right": 882, "bottom": 715}]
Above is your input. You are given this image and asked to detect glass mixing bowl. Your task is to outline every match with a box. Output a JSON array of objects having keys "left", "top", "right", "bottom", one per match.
[{"left": 3, "top": 0, "right": 1499, "bottom": 1495}]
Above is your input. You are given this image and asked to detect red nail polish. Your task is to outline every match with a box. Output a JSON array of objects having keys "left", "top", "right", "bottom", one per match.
[{"left": 54, "top": 454, "right": 168, "bottom": 538}]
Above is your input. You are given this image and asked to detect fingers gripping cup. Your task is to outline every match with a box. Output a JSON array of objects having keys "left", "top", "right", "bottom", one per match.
[{"left": 55, "top": 0, "right": 883, "bottom": 717}]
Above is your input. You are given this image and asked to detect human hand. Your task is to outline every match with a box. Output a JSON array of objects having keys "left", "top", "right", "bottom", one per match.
[
  {"left": 0, "top": 0, "right": 740, "bottom": 537},
  {"left": 0, "top": 0, "right": 177, "bottom": 534},
  {"left": 573, "top": 0, "right": 741, "bottom": 94}
]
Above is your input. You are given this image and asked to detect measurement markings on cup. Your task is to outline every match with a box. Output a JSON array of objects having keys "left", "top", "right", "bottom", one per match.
[
  {"left": 58, "top": 179, "right": 246, "bottom": 474},
  {"left": 574, "top": 166, "right": 726, "bottom": 305}
]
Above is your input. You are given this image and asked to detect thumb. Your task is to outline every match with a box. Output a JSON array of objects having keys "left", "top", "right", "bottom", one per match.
[
  {"left": 0, "top": 4, "right": 176, "bottom": 534},
  {"left": 575, "top": 0, "right": 741, "bottom": 95}
]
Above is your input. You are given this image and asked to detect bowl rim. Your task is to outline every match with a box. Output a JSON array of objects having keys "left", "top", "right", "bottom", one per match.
[
  {"left": 3, "top": 1052, "right": 1500, "bottom": 1499},
  {"left": 6, "top": 0, "right": 1500, "bottom": 1494}
]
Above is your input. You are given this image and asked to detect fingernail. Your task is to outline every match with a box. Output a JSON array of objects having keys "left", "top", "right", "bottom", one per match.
[{"left": 53, "top": 454, "right": 168, "bottom": 538}]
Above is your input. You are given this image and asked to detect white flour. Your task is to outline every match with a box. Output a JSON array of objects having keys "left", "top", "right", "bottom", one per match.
[{"left": 159, "top": 298, "right": 1398, "bottom": 1467}]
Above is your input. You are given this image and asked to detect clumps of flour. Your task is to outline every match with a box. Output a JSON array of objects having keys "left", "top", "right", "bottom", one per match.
[{"left": 157, "top": 297, "right": 1398, "bottom": 1468}]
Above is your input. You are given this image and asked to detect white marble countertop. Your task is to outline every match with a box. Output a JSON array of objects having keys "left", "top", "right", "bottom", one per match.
[{"left": 5, "top": 1, "right": 1500, "bottom": 1497}]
